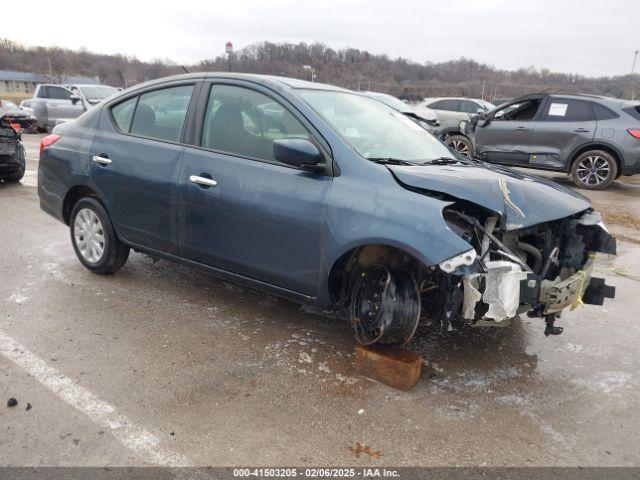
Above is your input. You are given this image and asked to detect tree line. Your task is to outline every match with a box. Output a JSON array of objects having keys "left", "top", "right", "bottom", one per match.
[{"left": 1, "top": 38, "right": 638, "bottom": 100}]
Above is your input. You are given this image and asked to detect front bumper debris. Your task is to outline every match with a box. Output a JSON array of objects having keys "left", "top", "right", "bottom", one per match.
[{"left": 449, "top": 209, "right": 617, "bottom": 330}]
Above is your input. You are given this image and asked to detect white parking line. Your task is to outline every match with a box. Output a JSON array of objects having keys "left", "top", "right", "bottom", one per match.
[{"left": 0, "top": 329, "right": 192, "bottom": 466}]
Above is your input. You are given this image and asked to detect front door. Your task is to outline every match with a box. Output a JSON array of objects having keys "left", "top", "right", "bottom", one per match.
[
  {"left": 529, "top": 98, "right": 597, "bottom": 169},
  {"left": 44, "top": 85, "right": 86, "bottom": 121},
  {"left": 474, "top": 98, "right": 543, "bottom": 166},
  {"left": 90, "top": 84, "right": 195, "bottom": 254},
  {"left": 178, "top": 82, "right": 332, "bottom": 295}
]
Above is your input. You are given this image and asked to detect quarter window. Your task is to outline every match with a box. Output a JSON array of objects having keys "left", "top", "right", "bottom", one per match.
[
  {"left": 201, "top": 85, "right": 310, "bottom": 162},
  {"left": 543, "top": 99, "right": 594, "bottom": 122},
  {"left": 593, "top": 103, "right": 619, "bottom": 120},
  {"left": 129, "top": 85, "right": 194, "bottom": 142},
  {"left": 111, "top": 97, "right": 137, "bottom": 132}
]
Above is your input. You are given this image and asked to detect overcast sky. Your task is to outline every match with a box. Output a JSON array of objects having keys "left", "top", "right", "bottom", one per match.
[{"left": 5, "top": 0, "right": 639, "bottom": 77}]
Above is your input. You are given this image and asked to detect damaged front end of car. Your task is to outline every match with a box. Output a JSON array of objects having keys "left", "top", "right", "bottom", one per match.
[{"left": 432, "top": 204, "right": 616, "bottom": 336}]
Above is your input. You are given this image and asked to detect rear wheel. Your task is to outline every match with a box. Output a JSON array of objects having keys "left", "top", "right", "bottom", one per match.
[
  {"left": 570, "top": 150, "right": 617, "bottom": 190},
  {"left": 349, "top": 265, "right": 421, "bottom": 347},
  {"left": 70, "top": 197, "right": 129, "bottom": 274},
  {"left": 445, "top": 134, "right": 474, "bottom": 157}
]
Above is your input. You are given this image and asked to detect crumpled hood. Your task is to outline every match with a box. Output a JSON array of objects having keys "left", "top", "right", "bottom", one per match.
[{"left": 388, "top": 162, "right": 591, "bottom": 230}]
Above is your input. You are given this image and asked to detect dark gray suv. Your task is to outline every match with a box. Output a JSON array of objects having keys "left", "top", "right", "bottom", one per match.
[{"left": 467, "top": 93, "right": 640, "bottom": 189}]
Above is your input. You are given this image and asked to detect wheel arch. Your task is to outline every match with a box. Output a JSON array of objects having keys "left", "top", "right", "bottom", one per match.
[
  {"left": 62, "top": 184, "right": 104, "bottom": 225},
  {"left": 324, "top": 241, "right": 432, "bottom": 308}
]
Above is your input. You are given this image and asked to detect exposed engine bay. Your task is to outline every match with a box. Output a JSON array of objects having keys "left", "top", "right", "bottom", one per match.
[{"left": 432, "top": 204, "right": 617, "bottom": 336}]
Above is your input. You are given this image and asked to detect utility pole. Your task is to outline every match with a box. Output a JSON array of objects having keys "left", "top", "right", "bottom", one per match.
[
  {"left": 632, "top": 50, "right": 639, "bottom": 100},
  {"left": 302, "top": 65, "right": 316, "bottom": 82}
]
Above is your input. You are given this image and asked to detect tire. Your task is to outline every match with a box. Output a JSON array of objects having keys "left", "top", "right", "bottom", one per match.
[
  {"left": 4, "top": 144, "right": 26, "bottom": 183},
  {"left": 445, "top": 134, "right": 474, "bottom": 158},
  {"left": 70, "top": 197, "right": 129, "bottom": 274},
  {"left": 570, "top": 150, "right": 617, "bottom": 190},
  {"left": 349, "top": 265, "right": 421, "bottom": 347}
]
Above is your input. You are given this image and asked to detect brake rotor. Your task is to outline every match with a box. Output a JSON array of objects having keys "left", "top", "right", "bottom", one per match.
[{"left": 349, "top": 265, "right": 421, "bottom": 347}]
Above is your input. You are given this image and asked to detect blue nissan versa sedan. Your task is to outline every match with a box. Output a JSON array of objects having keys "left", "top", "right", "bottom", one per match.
[{"left": 38, "top": 74, "right": 616, "bottom": 346}]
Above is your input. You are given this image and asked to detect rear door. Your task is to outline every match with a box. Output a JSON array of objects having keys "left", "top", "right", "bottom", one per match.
[
  {"left": 90, "top": 82, "right": 197, "bottom": 254},
  {"left": 474, "top": 98, "right": 543, "bottom": 165},
  {"left": 177, "top": 81, "right": 332, "bottom": 295},
  {"left": 529, "top": 98, "right": 597, "bottom": 169},
  {"left": 429, "top": 99, "right": 461, "bottom": 125}
]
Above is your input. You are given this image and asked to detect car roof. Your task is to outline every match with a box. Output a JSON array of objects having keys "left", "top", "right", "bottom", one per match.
[
  {"left": 509, "top": 92, "right": 634, "bottom": 108},
  {"left": 424, "top": 97, "right": 486, "bottom": 102},
  {"left": 124, "top": 72, "right": 350, "bottom": 94}
]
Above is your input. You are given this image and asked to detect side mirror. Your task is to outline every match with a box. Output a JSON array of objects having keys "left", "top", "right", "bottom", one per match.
[
  {"left": 477, "top": 115, "right": 490, "bottom": 128},
  {"left": 70, "top": 94, "right": 81, "bottom": 104},
  {"left": 476, "top": 107, "right": 485, "bottom": 114},
  {"left": 273, "top": 138, "right": 324, "bottom": 172}
]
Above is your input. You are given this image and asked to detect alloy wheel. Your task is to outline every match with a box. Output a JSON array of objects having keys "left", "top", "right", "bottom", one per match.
[
  {"left": 448, "top": 139, "right": 469, "bottom": 156},
  {"left": 575, "top": 155, "right": 611, "bottom": 187}
]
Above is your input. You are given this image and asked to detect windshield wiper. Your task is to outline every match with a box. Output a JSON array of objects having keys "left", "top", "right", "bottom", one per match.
[
  {"left": 421, "top": 157, "right": 463, "bottom": 165},
  {"left": 368, "top": 157, "right": 415, "bottom": 166}
]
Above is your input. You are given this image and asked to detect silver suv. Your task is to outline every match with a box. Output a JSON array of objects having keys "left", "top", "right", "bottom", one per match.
[
  {"left": 467, "top": 93, "right": 640, "bottom": 189},
  {"left": 417, "top": 97, "right": 495, "bottom": 156}
]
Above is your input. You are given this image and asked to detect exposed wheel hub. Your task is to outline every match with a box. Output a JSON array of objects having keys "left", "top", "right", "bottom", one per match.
[{"left": 350, "top": 265, "right": 421, "bottom": 347}]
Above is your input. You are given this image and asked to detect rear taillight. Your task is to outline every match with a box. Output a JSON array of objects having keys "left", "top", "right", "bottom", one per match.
[
  {"left": 9, "top": 122, "right": 21, "bottom": 132},
  {"left": 628, "top": 129, "right": 640, "bottom": 139},
  {"left": 40, "top": 134, "right": 61, "bottom": 157}
]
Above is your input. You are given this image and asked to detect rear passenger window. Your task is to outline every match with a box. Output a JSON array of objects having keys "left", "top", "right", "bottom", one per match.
[
  {"left": 460, "top": 100, "right": 481, "bottom": 113},
  {"left": 201, "top": 85, "right": 310, "bottom": 162},
  {"left": 130, "top": 85, "right": 194, "bottom": 142},
  {"left": 431, "top": 99, "right": 459, "bottom": 111},
  {"left": 111, "top": 97, "right": 137, "bottom": 132},
  {"left": 543, "top": 99, "right": 594, "bottom": 122}
]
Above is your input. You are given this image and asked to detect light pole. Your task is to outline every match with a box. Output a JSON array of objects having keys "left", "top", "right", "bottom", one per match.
[
  {"left": 632, "top": 50, "right": 639, "bottom": 100},
  {"left": 303, "top": 65, "right": 316, "bottom": 82}
]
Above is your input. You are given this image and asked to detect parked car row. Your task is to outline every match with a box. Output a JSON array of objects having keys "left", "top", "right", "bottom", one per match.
[
  {"left": 2, "top": 83, "right": 119, "bottom": 134},
  {"left": 38, "top": 73, "right": 616, "bottom": 349}
]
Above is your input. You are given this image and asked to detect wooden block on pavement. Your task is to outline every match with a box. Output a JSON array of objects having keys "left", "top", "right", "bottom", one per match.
[{"left": 355, "top": 345, "right": 422, "bottom": 391}]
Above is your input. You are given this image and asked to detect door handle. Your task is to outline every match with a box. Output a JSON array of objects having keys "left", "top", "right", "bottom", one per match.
[
  {"left": 189, "top": 175, "right": 218, "bottom": 188},
  {"left": 514, "top": 126, "right": 528, "bottom": 131},
  {"left": 92, "top": 155, "right": 112, "bottom": 165},
  {"left": 574, "top": 128, "right": 590, "bottom": 133}
]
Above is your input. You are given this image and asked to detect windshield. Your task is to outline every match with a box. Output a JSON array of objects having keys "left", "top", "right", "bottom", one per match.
[
  {"left": 78, "top": 85, "right": 119, "bottom": 101},
  {"left": 477, "top": 100, "right": 496, "bottom": 111},
  {"left": 364, "top": 92, "right": 411, "bottom": 112},
  {"left": 299, "top": 90, "right": 453, "bottom": 163}
]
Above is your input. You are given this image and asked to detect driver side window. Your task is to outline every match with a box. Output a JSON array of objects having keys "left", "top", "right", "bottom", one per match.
[
  {"left": 493, "top": 99, "right": 541, "bottom": 122},
  {"left": 201, "top": 85, "right": 310, "bottom": 162}
]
